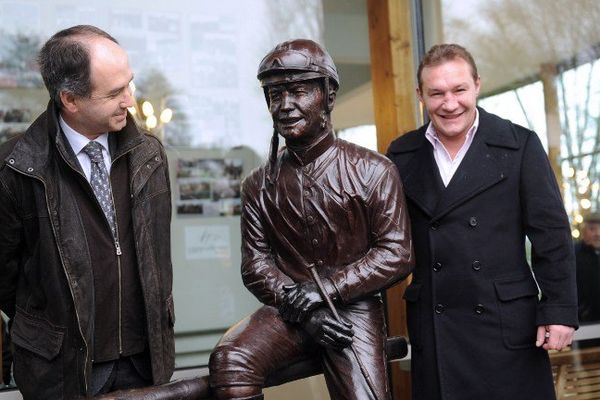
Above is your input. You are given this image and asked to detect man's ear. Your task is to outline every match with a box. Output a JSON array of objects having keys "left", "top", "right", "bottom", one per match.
[
  {"left": 474, "top": 76, "right": 481, "bottom": 97},
  {"left": 416, "top": 87, "right": 424, "bottom": 103},
  {"left": 59, "top": 91, "right": 78, "bottom": 114}
]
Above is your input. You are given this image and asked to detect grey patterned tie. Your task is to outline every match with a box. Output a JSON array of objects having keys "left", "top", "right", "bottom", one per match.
[{"left": 82, "top": 141, "right": 117, "bottom": 239}]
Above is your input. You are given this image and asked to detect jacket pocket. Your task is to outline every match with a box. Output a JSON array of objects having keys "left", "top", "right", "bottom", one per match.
[
  {"left": 11, "top": 310, "right": 65, "bottom": 398},
  {"left": 494, "top": 275, "right": 539, "bottom": 349},
  {"left": 402, "top": 282, "right": 423, "bottom": 350},
  {"left": 11, "top": 310, "right": 64, "bottom": 360}
]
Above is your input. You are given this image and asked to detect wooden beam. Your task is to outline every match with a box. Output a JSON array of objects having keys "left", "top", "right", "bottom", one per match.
[
  {"left": 367, "top": 1, "right": 419, "bottom": 399},
  {"left": 540, "top": 63, "right": 563, "bottom": 192},
  {"left": 368, "top": 0, "right": 418, "bottom": 154}
]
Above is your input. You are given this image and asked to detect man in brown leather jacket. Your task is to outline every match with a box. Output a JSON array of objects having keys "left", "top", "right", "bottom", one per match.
[
  {"left": 0, "top": 25, "right": 174, "bottom": 399},
  {"left": 209, "top": 39, "right": 414, "bottom": 400}
]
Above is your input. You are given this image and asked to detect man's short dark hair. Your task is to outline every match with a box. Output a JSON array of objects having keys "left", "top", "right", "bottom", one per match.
[
  {"left": 417, "top": 43, "right": 479, "bottom": 90},
  {"left": 584, "top": 212, "right": 600, "bottom": 224},
  {"left": 38, "top": 25, "right": 118, "bottom": 108}
]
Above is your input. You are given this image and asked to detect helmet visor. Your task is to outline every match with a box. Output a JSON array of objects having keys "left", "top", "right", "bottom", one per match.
[{"left": 257, "top": 50, "right": 312, "bottom": 78}]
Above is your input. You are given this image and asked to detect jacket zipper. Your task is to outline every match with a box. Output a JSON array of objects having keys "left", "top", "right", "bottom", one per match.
[
  {"left": 6, "top": 164, "right": 90, "bottom": 394},
  {"left": 109, "top": 145, "right": 143, "bottom": 356},
  {"left": 111, "top": 188, "right": 123, "bottom": 355},
  {"left": 67, "top": 148, "right": 126, "bottom": 356}
]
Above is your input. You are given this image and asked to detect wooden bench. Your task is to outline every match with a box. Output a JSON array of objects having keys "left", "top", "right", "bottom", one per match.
[{"left": 551, "top": 346, "right": 600, "bottom": 399}]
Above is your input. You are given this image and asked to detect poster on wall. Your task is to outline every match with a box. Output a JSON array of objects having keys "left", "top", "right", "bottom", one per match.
[{"left": 175, "top": 157, "right": 243, "bottom": 217}]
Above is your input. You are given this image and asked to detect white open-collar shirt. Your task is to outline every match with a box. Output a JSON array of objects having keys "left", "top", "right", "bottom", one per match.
[{"left": 424, "top": 108, "right": 480, "bottom": 187}]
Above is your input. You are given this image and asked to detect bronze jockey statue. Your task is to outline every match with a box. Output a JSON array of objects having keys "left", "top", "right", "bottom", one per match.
[{"left": 209, "top": 39, "right": 414, "bottom": 400}]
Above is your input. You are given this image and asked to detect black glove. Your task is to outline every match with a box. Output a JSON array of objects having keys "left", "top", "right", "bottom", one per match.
[
  {"left": 301, "top": 308, "right": 354, "bottom": 350},
  {"left": 279, "top": 282, "right": 324, "bottom": 323}
]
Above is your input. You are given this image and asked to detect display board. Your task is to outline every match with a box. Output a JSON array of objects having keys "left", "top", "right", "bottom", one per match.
[{"left": 167, "top": 146, "right": 263, "bottom": 366}]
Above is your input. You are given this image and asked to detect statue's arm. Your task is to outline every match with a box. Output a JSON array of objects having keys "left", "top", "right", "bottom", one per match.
[
  {"left": 240, "top": 174, "right": 294, "bottom": 307},
  {"left": 328, "top": 164, "right": 414, "bottom": 303}
]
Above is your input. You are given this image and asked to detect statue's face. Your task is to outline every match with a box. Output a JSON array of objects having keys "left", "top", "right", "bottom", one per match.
[{"left": 267, "top": 78, "right": 324, "bottom": 144}]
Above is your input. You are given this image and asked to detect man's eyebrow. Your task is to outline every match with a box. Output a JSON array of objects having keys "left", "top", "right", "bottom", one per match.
[{"left": 107, "top": 75, "right": 135, "bottom": 95}]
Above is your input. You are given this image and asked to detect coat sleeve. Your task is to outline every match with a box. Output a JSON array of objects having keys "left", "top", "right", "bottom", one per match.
[
  {"left": 240, "top": 173, "right": 294, "bottom": 307},
  {"left": 0, "top": 175, "right": 22, "bottom": 319},
  {"left": 327, "top": 163, "right": 415, "bottom": 304},
  {"left": 519, "top": 132, "right": 578, "bottom": 328}
]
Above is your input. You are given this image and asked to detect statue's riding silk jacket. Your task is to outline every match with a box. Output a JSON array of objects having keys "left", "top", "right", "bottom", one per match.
[
  {"left": 0, "top": 101, "right": 174, "bottom": 399},
  {"left": 387, "top": 107, "right": 578, "bottom": 400},
  {"left": 240, "top": 133, "right": 414, "bottom": 308}
]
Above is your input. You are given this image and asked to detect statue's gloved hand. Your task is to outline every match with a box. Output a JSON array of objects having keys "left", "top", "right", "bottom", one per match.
[
  {"left": 301, "top": 308, "right": 354, "bottom": 350},
  {"left": 279, "top": 282, "right": 323, "bottom": 323}
]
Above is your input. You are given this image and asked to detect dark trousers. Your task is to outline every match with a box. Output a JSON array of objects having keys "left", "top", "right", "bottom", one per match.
[{"left": 91, "top": 352, "right": 152, "bottom": 396}]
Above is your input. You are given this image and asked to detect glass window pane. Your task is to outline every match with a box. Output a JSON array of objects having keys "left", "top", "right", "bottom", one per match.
[{"left": 0, "top": 1, "right": 325, "bottom": 392}]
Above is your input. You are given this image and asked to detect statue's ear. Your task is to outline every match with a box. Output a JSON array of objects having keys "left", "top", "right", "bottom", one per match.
[{"left": 327, "top": 88, "right": 336, "bottom": 112}]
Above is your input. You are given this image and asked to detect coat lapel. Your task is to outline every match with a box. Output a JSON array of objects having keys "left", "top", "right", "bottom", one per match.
[
  {"left": 433, "top": 107, "right": 518, "bottom": 220},
  {"left": 395, "top": 128, "right": 442, "bottom": 217}
]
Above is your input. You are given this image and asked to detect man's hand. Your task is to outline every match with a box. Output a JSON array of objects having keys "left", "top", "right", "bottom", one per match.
[
  {"left": 536, "top": 325, "right": 575, "bottom": 351},
  {"left": 302, "top": 308, "right": 354, "bottom": 350},
  {"left": 279, "top": 282, "right": 324, "bottom": 323}
]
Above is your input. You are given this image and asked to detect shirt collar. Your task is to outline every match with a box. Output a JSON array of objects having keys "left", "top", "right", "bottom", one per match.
[
  {"left": 425, "top": 108, "right": 480, "bottom": 148},
  {"left": 59, "top": 115, "right": 110, "bottom": 155}
]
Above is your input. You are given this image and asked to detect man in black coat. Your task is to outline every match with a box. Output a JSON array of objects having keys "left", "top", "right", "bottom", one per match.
[
  {"left": 576, "top": 212, "right": 600, "bottom": 323},
  {"left": 387, "top": 43, "right": 577, "bottom": 400}
]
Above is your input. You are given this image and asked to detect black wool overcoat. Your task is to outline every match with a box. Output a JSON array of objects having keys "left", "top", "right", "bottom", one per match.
[{"left": 387, "top": 107, "right": 578, "bottom": 400}]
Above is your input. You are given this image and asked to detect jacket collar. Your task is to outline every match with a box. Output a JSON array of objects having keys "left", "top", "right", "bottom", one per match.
[
  {"left": 5, "top": 100, "right": 145, "bottom": 179},
  {"left": 285, "top": 130, "right": 335, "bottom": 166},
  {"left": 398, "top": 107, "right": 518, "bottom": 219}
]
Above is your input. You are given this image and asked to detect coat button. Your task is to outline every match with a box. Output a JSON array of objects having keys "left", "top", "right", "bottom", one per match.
[
  {"left": 435, "top": 304, "right": 444, "bottom": 314},
  {"left": 312, "top": 238, "right": 319, "bottom": 246},
  {"left": 430, "top": 221, "right": 440, "bottom": 230},
  {"left": 304, "top": 190, "right": 310, "bottom": 197},
  {"left": 472, "top": 260, "right": 481, "bottom": 271},
  {"left": 317, "top": 260, "right": 324, "bottom": 266},
  {"left": 8, "top": 158, "right": 15, "bottom": 164},
  {"left": 469, "top": 217, "right": 478, "bottom": 227},
  {"left": 307, "top": 215, "right": 314, "bottom": 223},
  {"left": 474, "top": 304, "right": 484, "bottom": 314},
  {"left": 433, "top": 262, "right": 442, "bottom": 272}
]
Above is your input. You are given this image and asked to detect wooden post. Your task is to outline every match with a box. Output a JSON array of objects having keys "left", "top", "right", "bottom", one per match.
[
  {"left": 540, "top": 63, "right": 563, "bottom": 192},
  {"left": 367, "top": 1, "right": 419, "bottom": 399}
]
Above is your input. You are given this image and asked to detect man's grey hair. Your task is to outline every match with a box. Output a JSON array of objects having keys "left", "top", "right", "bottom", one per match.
[{"left": 38, "top": 25, "right": 118, "bottom": 108}]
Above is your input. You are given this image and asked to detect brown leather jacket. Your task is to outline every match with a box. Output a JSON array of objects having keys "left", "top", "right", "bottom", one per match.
[
  {"left": 0, "top": 101, "right": 174, "bottom": 399},
  {"left": 241, "top": 133, "right": 414, "bottom": 307}
]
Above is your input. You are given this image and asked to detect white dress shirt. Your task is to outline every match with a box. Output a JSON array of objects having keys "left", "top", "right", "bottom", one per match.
[
  {"left": 59, "top": 116, "right": 111, "bottom": 182},
  {"left": 424, "top": 109, "right": 480, "bottom": 187}
]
